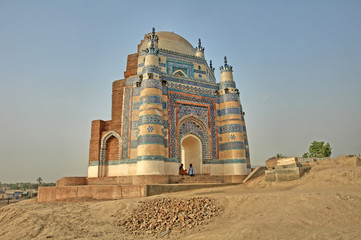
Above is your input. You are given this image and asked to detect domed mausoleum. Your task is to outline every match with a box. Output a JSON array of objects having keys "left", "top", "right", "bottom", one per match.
[{"left": 88, "top": 28, "right": 251, "bottom": 182}]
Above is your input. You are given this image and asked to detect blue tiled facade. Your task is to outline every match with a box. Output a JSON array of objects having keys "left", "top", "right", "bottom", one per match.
[
  {"left": 177, "top": 104, "right": 209, "bottom": 125},
  {"left": 89, "top": 30, "right": 251, "bottom": 178},
  {"left": 168, "top": 91, "right": 218, "bottom": 161},
  {"left": 121, "top": 87, "right": 132, "bottom": 159}
]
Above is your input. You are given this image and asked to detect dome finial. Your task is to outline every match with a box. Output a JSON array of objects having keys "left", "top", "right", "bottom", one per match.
[
  {"left": 210, "top": 60, "right": 215, "bottom": 72},
  {"left": 145, "top": 27, "right": 159, "bottom": 55},
  {"left": 220, "top": 56, "right": 233, "bottom": 72},
  {"left": 195, "top": 38, "right": 205, "bottom": 53},
  {"left": 147, "top": 27, "right": 159, "bottom": 42}
]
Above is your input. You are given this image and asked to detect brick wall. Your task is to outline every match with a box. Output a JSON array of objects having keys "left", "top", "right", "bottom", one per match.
[
  {"left": 137, "top": 39, "right": 146, "bottom": 54},
  {"left": 56, "top": 177, "right": 87, "bottom": 187},
  {"left": 89, "top": 120, "right": 106, "bottom": 163},
  {"left": 38, "top": 185, "right": 146, "bottom": 202},
  {"left": 88, "top": 78, "right": 126, "bottom": 165},
  {"left": 124, "top": 53, "right": 139, "bottom": 78},
  {"left": 111, "top": 79, "right": 126, "bottom": 131}
]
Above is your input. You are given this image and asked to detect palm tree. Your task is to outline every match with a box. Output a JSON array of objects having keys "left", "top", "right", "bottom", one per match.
[{"left": 36, "top": 177, "right": 43, "bottom": 185}]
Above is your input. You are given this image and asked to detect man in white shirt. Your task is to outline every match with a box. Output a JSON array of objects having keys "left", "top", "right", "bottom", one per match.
[{"left": 188, "top": 163, "right": 195, "bottom": 176}]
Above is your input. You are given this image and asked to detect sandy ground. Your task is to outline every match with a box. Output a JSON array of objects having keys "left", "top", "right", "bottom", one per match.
[{"left": 1, "top": 162, "right": 361, "bottom": 240}]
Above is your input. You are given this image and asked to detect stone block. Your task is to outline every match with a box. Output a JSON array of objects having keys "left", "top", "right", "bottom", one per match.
[
  {"left": 265, "top": 170, "right": 276, "bottom": 182},
  {"left": 275, "top": 167, "right": 301, "bottom": 181},
  {"left": 274, "top": 163, "right": 298, "bottom": 170},
  {"left": 265, "top": 158, "right": 277, "bottom": 169},
  {"left": 277, "top": 157, "right": 298, "bottom": 166},
  {"left": 265, "top": 163, "right": 306, "bottom": 182}
]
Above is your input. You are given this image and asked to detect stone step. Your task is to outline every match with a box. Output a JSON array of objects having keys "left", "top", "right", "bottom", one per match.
[{"left": 178, "top": 176, "right": 223, "bottom": 184}]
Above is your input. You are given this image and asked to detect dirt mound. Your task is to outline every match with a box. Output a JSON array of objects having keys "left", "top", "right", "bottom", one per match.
[
  {"left": 304, "top": 165, "right": 361, "bottom": 184},
  {"left": 119, "top": 197, "right": 222, "bottom": 237},
  {"left": 245, "top": 160, "right": 361, "bottom": 189},
  {"left": 1, "top": 163, "right": 361, "bottom": 239}
]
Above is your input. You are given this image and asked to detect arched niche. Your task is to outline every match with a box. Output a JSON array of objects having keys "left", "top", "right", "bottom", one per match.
[
  {"left": 99, "top": 131, "right": 121, "bottom": 177},
  {"left": 181, "top": 134, "right": 202, "bottom": 174}
]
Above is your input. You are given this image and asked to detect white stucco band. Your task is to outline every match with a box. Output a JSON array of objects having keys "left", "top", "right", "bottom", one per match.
[
  {"left": 88, "top": 166, "right": 98, "bottom": 178},
  {"left": 136, "top": 160, "right": 166, "bottom": 175},
  {"left": 87, "top": 164, "right": 138, "bottom": 178}
]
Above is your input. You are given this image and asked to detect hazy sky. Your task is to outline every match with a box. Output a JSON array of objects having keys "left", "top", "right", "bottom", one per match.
[{"left": 1, "top": 0, "right": 360, "bottom": 183}]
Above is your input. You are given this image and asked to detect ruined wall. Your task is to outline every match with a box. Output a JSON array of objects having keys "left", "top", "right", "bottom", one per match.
[
  {"left": 124, "top": 53, "right": 139, "bottom": 78},
  {"left": 110, "top": 79, "right": 126, "bottom": 130},
  {"left": 88, "top": 120, "right": 106, "bottom": 163},
  {"left": 38, "top": 185, "right": 146, "bottom": 202},
  {"left": 56, "top": 177, "right": 87, "bottom": 187}
]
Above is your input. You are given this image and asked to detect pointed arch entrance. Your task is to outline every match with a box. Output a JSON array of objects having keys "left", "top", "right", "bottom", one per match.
[
  {"left": 99, "top": 131, "right": 121, "bottom": 177},
  {"left": 181, "top": 134, "right": 202, "bottom": 174},
  {"left": 177, "top": 114, "right": 210, "bottom": 163}
]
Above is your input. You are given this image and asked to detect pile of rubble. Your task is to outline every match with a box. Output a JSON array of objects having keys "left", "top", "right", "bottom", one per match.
[{"left": 119, "top": 197, "right": 222, "bottom": 236}]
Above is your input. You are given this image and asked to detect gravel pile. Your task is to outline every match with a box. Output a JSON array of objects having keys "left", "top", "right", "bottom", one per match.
[{"left": 119, "top": 197, "right": 222, "bottom": 236}]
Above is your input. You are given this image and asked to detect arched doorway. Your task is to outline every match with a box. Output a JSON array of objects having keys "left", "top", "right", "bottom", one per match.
[
  {"left": 105, "top": 136, "right": 119, "bottom": 162},
  {"left": 181, "top": 134, "right": 202, "bottom": 174},
  {"left": 99, "top": 131, "right": 121, "bottom": 177}
]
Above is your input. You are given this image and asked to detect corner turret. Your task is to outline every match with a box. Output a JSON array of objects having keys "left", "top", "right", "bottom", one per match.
[
  {"left": 195, "top": 38, "right": 205, "bottom": 58},
  {"left": 217, "top": 56, "right": 251, "bottom": 174},
  {"left": 142, "top": 27, "right": 161, "bottom": 79},
  {"left": 136, "top": 27, "right": 167, "bottom": 175},
  {"left": 220, "top": 56, "right": 234, "bottom": 82}
]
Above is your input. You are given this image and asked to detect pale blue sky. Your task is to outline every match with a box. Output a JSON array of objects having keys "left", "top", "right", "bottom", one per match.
[{"left": 1, "top": 0, "right": 360, "bottom": 182}]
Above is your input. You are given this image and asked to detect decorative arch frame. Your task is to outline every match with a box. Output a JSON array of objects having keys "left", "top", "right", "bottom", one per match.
[
  {"left": 173, "top": 69, "right": 187, "bottom": 77},
  {"left": 98, "top": 131, "right": 121, "bottom": 177},
  {"left": 178, "top": 114, "right": 208, "bottom": 130},
  {"left": 177, "top": 115, "right": 209, "bottom": 163},
  {"left": 168, "top": 91, "right": 218, "bottom": 161}
]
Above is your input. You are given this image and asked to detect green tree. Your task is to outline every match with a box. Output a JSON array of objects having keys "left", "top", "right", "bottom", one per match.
[
  {"left": 36, "top": 177, "right": 43, "bottom": 185},
  {"left": 306, "top": 141, "right": 332, "bottom": 158}
]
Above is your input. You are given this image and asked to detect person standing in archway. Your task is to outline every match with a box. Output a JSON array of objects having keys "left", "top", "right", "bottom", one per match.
[{"left": 188, "top": 163, "right": 195, "bottom": 176}]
